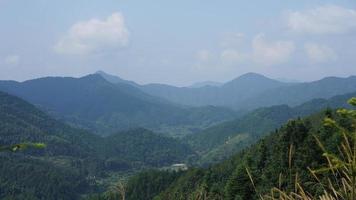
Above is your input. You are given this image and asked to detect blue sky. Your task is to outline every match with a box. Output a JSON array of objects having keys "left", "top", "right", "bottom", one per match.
[{"left": 1, "top": 0, "right": 356, "bottom": 86}]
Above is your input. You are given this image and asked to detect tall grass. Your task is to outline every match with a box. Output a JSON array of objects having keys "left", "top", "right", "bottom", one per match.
[{"left": 250, "top": 97, "right": 356, "bottom": 200}]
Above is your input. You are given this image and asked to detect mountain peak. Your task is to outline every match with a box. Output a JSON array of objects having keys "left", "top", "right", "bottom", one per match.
[
  {"left": 221, "top": 72, "right": 285, "bottom": 93},
  {"left": 95, "top": 70, "right": 106, "bottom": 74},
  {"left": 225, "top": 73, "right": 277, "bottom": 85},
  {"left": 95, "top": 71, "right": 139, "bottom": 86},
  {"left": 95, "top": 70, "right": 116, "bottom": 78}
]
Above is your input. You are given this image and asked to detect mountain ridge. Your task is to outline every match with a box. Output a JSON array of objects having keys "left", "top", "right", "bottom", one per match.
[
  {"left": 97, "top": 71, "right": 356, "bottom": 111},
  {"left": 0, "top": 74, "right": 238, "bottom": 136}
]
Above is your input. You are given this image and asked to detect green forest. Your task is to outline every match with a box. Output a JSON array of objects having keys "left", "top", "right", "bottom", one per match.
[
  {"left": 0, "top": 91, "right": 195, "bottom": 199},
  {"left": 121, "top": 98, "right": 356, "bottom": 200}
]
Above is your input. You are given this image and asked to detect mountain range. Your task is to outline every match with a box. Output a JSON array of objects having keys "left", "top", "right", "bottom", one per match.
[
  {"left": 1, "top": 71, "right": 355, "bottom": 137},
  {"left": 0, "top": 71, "right": 356, "bottom": 199},
  {"left": 97, "top": 71, "right": 356, "bottom": 111},
  {"left": 0, "top": 74, "right": 238, "bottom": 136}
]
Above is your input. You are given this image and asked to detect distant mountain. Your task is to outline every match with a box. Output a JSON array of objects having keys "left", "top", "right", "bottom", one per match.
[
  {"left": 139, "top": 72, "right": 289, "bottom": 108},
  {"left": 96, "top": 71, "right": 356, "bottom": 111},
  {"left": 188, "top": 81, "right": 223, "bottom": 88},
  {"left": 0, "top": 75, "right": 237, "bottom": 136},
  {"left": 97, "top": 71, "right": 220, "bottom": 88},
  {"left": 186, "top": 91, "right": 356, "bottom": 165},
  {"left": 240, "top": 75, "right": 356, "bottom": 110},
  {"left": 140, "top": 74, "right": 356, "bottom": 110},
  {"left": 0, "top": 91, "right": 197, "bottom": 199}
]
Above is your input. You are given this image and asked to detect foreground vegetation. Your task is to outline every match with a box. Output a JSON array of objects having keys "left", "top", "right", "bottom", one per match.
[{"left": 260, "top": 97, "right": 356, "bottom": 200}]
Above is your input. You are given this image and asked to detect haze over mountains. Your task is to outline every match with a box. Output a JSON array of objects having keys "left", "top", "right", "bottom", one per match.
[
  {"left": 188, "top": 81, "right": 223, "bottom": 88},
  {"left": 97, "top": 71, "right": 356, "bottom": 110},
  {"left": 0, "top": 74, "right": 238, "bottom": 136},
  {"left": 1, "top": 71, "right": 355, "bottom": 137}
]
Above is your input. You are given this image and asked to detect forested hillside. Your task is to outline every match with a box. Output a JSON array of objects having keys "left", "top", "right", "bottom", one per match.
[
  {"left": 186, "top": 91, "right": 356, "bottom": 165},
  {"left": 0, "top": 91, "right": 195, "bottom": 199},
  {"left": 125, "top": 103, "right": 353, "bottom": 200}
]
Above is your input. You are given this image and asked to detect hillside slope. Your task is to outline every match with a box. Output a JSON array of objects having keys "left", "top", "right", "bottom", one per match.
[
  {"left": 186, "top": 91, "right": 356, "bottom": 165},
  {"left": 0, "top": 91, "right": 196, "bottom": 199},
  {"left": 125, "top": 104, "right": 353, "bottom": 200},
  {"left": 0, "top": 74, "right": 238, "bottom": 136}
]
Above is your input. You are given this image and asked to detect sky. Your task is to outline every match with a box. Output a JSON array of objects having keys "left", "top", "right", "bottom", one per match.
[{"left": 0, "top": 0, "right": 356, "bottom": 86}]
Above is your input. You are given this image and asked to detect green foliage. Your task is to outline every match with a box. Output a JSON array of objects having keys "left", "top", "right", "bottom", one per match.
[
  {"left": 224, "top": 165, "right": 255, "bottom": 200},
  {"left": 261, "top": 97, "right": 356, "bottom": 200},
  {"left": 0, "top": 143, "right": 46, "bottom": 152},
  {"left": 348, "top": 97, "right": 356, "bottom": 106},
  {"left": 0, "top": 154, "right": 89, "bottom": 200},
  {"left": 104, "top": 128, "right": 195, "bottom": 167},
  {"left": 126, "top": 170, "right": 182, "bottom": 200}
]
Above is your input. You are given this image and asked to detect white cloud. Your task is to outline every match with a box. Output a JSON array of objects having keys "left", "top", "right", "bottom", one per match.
[
  {"left": 304, "top": 43, "right": 337, "bottom": 63},
  {"left": 252, "top": 34, "right": 295, "bottom": 66},
  {"left": 54, "top": 12, "right": 129, "bottom": 55},
  {"left": 287, "top": 5, "right": 356, "bottom": 34},
  {"left": 4, "top": 55, "right": 20, "bottom": 65},
  {"left": 220, "top": 49, "right": 247, "bottom": 64}
]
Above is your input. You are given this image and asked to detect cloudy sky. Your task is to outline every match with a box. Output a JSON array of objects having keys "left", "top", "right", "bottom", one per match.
[{"left": 1, "top": 0, "right": 356, "bottom": 86}]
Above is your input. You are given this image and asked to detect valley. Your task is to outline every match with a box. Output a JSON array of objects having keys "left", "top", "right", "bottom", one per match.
[{"left": 0, "top": 72, "right": 355, "bottom": 199}]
